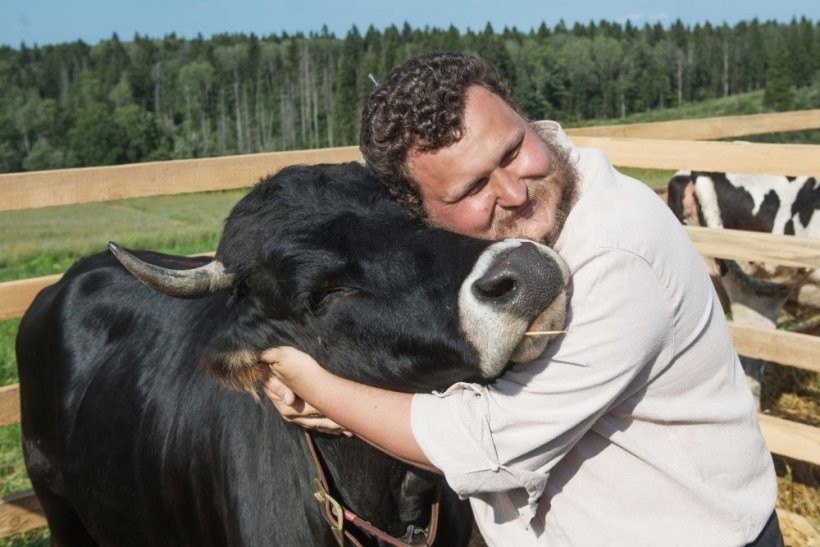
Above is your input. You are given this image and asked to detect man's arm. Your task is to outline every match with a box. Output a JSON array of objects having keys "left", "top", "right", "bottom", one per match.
[
  {"left": 261, "top": 347, "right": 437, "bottom": 472},
  {"left": 263, "top": 376, "right": 351, "bottom": 436}
]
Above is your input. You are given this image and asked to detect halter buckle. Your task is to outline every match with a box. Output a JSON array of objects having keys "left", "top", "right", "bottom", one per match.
[{"left": 313, "top": 477, "right": 345, "bottom": 546}]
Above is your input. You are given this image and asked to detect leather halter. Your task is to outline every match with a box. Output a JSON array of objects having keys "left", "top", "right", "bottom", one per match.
[{"left": 303, "top": 431, "right": 441, "bottom": 546}]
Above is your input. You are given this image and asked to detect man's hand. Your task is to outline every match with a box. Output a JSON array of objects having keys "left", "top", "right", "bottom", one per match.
[
  {"left": 261, "top": 348, "right": 351, "bottom": 436},
  {"left": 262, "top": 347, "right": 433, "bottom": 470}
]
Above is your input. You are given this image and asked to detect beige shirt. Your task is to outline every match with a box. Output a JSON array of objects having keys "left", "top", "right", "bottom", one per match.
[{"left": 411, "top": 124, "right": 776, "bottom": 546}]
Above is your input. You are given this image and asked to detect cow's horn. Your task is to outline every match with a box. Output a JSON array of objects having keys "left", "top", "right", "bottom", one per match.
[{"left": 108, "top": 242, "right": 234, "bottom": 298}]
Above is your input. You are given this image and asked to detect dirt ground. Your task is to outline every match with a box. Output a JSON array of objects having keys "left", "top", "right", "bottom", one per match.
[{"left": 766, "top": 305, "right": 820, "bottom": 546}]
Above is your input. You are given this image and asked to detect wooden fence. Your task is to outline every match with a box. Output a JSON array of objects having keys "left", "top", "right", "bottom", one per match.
[{"left": 0, "top": 111, "right": 819, "bottom": 537}]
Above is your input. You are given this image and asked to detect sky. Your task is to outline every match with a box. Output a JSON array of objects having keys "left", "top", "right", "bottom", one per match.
[{"left": 1, "top": 0, "right": 818, "bottom": 48}]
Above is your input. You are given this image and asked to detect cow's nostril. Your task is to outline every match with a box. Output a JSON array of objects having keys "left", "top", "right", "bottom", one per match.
[{"left": 474, "top": 274, "right": 518, "bottom": 300}]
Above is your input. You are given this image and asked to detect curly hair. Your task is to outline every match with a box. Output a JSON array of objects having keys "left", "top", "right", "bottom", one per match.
[{"left": 359, "top": 52, "right": 519, "bottom": 217}]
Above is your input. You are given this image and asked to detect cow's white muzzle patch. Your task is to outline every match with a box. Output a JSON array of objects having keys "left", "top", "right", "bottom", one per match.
[{"left": 458, "top": 238, "right": 569, "bottom": 379}]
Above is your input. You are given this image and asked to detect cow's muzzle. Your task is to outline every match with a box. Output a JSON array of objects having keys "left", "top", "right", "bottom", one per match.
[
  {"left": 472, "top": 242, "right": 565, "bottom": 316},
  {"left": 459, "top": 239, "right": 569, "bottom": 379}
]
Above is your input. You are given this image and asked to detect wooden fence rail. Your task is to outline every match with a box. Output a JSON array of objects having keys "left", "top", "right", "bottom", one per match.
[
  {"left": 1, "top": 114, "right": 819, "bottom": 539},
  {"left": 0, "top": 492, "right": 44, "bottom": 538},
  {"left": 2, "top": 138, "right": 820, "bottom": 213},
  {"left": 0, "top": 147, "right": 361, "bottom": 212},
  {"left": 3, "top": 227, "right": 820, "bottom": 319},
  {"left": 0, "top": 275, "right": 62, "bottom": 321},
  {"left": 572, "top": 137, "right": 820, "bottom": 176}
]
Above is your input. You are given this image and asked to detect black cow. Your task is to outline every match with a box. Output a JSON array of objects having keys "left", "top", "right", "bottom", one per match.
[{"left": 17, "top": 162, "right": 568, "bottom": 546}]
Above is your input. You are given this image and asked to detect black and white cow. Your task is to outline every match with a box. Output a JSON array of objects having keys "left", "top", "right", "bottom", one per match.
[
  {"left": 667, "top": 169, "right": 819, "bottom": 310},
  {"left": 668, "top": 171, "right": 819, "bottom": 237},
  {"left": 667, "top": 170, "right": 819, "bottom": 402},
  {"left": 17, "top": 162, "right": 568, "bottom": 546}
]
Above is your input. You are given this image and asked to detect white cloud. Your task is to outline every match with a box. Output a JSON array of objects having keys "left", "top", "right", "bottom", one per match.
[{"left": 614, "top": 12, "right": 670, "bottom": 26}]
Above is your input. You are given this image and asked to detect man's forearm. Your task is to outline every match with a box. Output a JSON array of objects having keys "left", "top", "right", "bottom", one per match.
[
  {"left": 272, "top": 356, "right": 436, "bottom": 471},
  {"left": 316, "top": 373, "right": 434, "bottom": 469}
]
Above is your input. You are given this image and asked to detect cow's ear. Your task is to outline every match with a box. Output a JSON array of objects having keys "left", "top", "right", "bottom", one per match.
[{"left": 201, "top": 329, "right": 269, "bottom": 400}]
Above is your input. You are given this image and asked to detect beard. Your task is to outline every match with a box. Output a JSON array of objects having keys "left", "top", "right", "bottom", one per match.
[{"left": 488, "top": 130, "right": 579, "bottom": 246}]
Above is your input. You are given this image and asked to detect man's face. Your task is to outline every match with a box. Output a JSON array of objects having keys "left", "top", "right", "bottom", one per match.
[{"left": 407, "top": 85, "right": 576, "bottom": 244}]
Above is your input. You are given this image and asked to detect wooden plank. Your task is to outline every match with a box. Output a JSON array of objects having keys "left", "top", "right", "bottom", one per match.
[
  {"left": 0, "top": 253, "right": 213, "bottom": 321},
  {"left": 0, "top": 146, "right": 361, "bottom": 212},
  {"left": 758, "top": 414, "right": 820, "bottom": 467},
  {"left": 729, "top": 323, "right": 820, "bottom": 373},
  {"left": 567, "top": 109, "right": 820, "bottom": 140},
  {"left": 0, "top": 275, "right": 61, "bottom": 321},
  {"left": 1, "top": 229, "right": 816, "bottom": 323},
  {"left": 0, "top": 492, "right": 45, "bottom": 538},
  {"left": 571, "top": 137, "right": 820, "bottom": 176},
  {"left": 2, "top": 230, "right": 818, "bottom": 321},
  {"left": 686, "top": 226, "right": 820, "bottom": 270},
  {"left": 0, "top": 385, "right": 20, "bottom": 428},
  {"left": 2, "top": 140, "right": 819, "bottom": 213}
]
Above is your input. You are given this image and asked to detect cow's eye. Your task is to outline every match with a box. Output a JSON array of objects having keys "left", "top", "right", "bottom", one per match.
[
  {"left": 306, "top": 287, "right": 353, "bottom": 315},
  {"left": 308, "top": 290, "right": 334, "bottom": 313}
]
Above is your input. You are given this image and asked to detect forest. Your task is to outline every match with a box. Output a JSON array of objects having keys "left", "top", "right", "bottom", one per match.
[{"left": 0, "top": 16, "right": 818, "bottom": 174}]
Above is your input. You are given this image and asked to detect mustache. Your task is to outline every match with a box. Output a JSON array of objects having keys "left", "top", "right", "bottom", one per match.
[
  {"left": 491, "top": 139, "right": 578, "bottom": 244},
  {"left": 490, "top": 177, "right": 549, "bottom": 235}
]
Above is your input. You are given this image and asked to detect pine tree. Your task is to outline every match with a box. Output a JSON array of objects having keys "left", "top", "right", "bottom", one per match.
[
  {"left": 763, "top": 31, "right": 795, "bottom": 110},
  {"left": 333, "top": 27, "right": 362, "bottom": 145}
]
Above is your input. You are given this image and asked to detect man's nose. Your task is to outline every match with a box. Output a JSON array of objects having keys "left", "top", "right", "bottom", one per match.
[{"left": 494, "top": 169, "right": 528, "bottom": 207}]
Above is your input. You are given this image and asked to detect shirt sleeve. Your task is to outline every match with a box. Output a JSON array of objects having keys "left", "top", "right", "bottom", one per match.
[{"left": 411, "top": 246, "right": 675, "bottom": 519}]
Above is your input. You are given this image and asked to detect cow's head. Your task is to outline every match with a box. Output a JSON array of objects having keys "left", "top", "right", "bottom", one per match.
[
  {"left": 110, "top": 162, "right": 569, "bottom": 395},
  {"left": 667, "top": 170, "right": 702, "bottom": 226}
]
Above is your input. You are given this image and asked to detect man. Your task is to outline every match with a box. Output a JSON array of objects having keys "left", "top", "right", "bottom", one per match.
[{"left": 263, "top": 53, "right": 781, "bottom": 546}]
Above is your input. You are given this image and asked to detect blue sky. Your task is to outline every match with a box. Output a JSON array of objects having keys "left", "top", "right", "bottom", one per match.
[{"left": 2, "top": 0, "right": 817, "bottom": 48}]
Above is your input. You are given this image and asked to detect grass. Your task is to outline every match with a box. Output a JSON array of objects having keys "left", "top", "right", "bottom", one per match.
[
  {"left": 617, "top": 167, "right": 676, "bottom": 190},
  {"left": 0, "top": 424, "right": 32, "bottom": 497},
  {"left": 566, "top": 78, "right": 820, "bottom": 129},
  {"left": 0, "top": 531, "right": 49, "bottom": 547},
  {"left": 566, "top": 89, "right": 771, "bottom": 128},
  {"left": 0, "top": 189, "right": 246, "bottom": 282},
  {"left": 0, "top": 320, "right": 19, "bottom": 387}
]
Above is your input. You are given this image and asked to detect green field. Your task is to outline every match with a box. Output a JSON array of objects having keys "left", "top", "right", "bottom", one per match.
[{"left": 0, "top": 189, "right": 248, "bottom": 283}]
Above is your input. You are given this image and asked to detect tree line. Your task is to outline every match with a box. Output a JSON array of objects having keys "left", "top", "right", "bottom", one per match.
[{"left": 0, "top": 17, "right": 817, "bottom": 173}]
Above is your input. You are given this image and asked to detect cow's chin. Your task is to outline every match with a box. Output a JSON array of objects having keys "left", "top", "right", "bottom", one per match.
[
  {"left": 510, "top": 291, "right": 568, "bottom": 363},
  {"left": 475, "top": 291, "right": 568, "bottom": 380}
]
